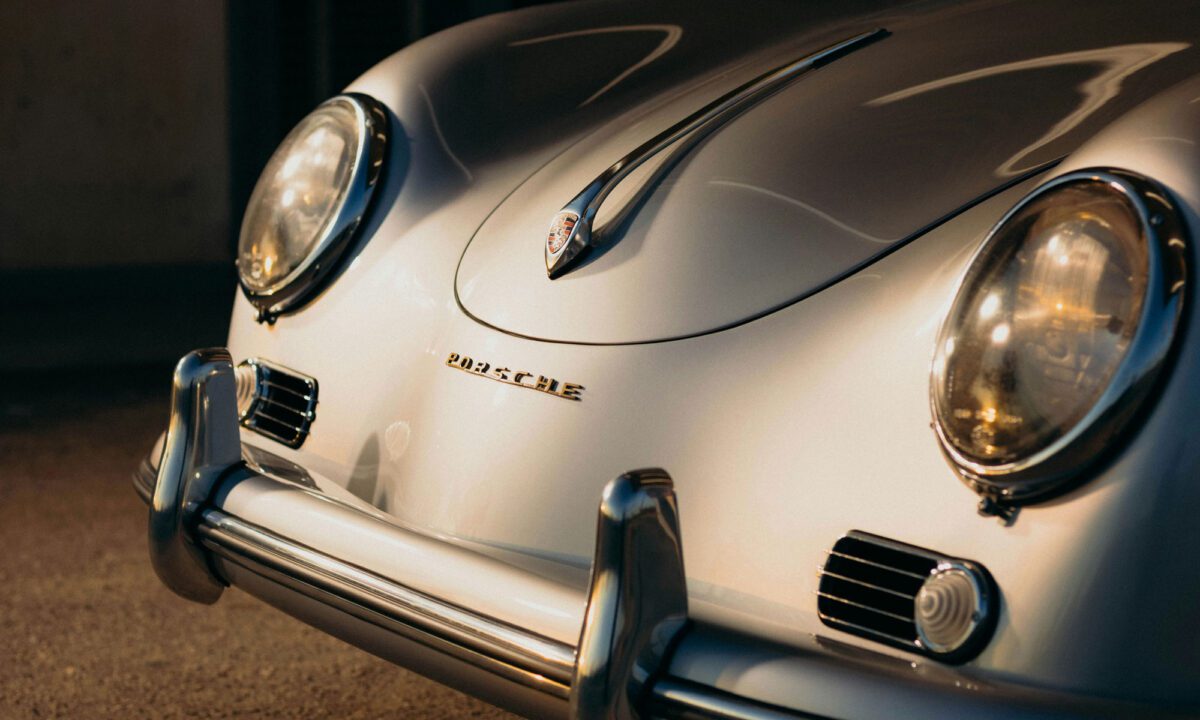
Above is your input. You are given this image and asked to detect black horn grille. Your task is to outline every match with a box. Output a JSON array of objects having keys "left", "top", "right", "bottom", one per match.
[
  {"left": 238, "top": 359, "right": 318, "bottom": 449},
  {"left": 817, "top": 531, "right": 999, "bottom": 663},
  {"left": 818, "top": 533, "right": 934, "bottom": 650}
]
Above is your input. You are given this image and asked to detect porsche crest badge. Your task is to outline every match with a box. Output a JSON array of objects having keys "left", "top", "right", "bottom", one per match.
[{"left": 547, "top": 211, "right": 578, "bottom": 255}]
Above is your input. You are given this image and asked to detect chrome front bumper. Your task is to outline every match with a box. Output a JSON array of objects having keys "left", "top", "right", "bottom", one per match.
[{"left": 136, "top": 350, "right": 1173, "bottom": 720}]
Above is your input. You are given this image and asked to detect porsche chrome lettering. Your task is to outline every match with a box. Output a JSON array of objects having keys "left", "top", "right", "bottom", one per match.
[{"left": 445, "top": 352, "right": 585, "bottom": 401}]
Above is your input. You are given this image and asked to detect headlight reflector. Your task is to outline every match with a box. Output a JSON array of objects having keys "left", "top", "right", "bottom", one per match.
[
  {"left": 237, "top": 94, "right": 388, "bottom": 320},
  {"left": 932, "top": 170, "right": 1186, "bottom": 502}
]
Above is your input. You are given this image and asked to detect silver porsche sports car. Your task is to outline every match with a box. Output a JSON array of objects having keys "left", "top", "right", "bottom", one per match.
[{"left": 135, "top": 0, "right": 1200, "bottom": 717}]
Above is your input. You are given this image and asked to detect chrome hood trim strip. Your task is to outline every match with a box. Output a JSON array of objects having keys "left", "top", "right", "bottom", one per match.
[{"left": 544, "top": 28, "right": 888, "bottom": 278}]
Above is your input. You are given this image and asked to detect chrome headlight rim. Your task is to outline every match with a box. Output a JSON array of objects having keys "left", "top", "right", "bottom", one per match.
[
  {"left": 238, "top": 92, "right": 389, "bottom": 322},
  {"left": 931, "top": 168, "right": 1188, "bottom": 504}
]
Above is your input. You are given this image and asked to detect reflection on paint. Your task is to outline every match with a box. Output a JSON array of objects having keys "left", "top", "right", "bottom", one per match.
[
  {"left": 708, "top": 178, "right": 892, "bottom": 244},
  {"left": 510, "top": 24, "right": 683, "bottom": 107},
  {"left": 418, "top": 83, "right": 473, "bottom": 181},
  {"left": 867, "top": 43, "right": 1189, "bottom": 174},
  {"left": 385, "top": 420, "right": 413, "bottom": 462}
]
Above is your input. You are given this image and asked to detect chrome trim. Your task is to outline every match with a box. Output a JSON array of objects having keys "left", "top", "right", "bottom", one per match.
[
  {"left": 544, "top": 28, "right": 888, "bottom": 278},
  {"left": 136, "top": 380, "right": 1157, "bottom": 720},
  {"left": 816, "top": 531, "right": 998, "bottom": 664},
  {"left": 817, "top": 611, "right": 917, "bottom": 648},
  {"left": 823, "top": 549, "right": 926, "bottom": 579},
  {"left": 143, "top": 452, "right": 814, "bottom": 713},
  {"left": 148, "top": 348, "right": 241, "bottom": 604},
  {"left": 444, "top": 350, "right": 586, "bottom": 402},
  {"left": 816, "top": 570, "right": 915, "bottom": 599},
  {"left": 240, "top": 443, "right": 319, "bottom": 490},
  {"left": 133, "top": 437, "right": 319, "bottom": 502},
  {"left": 931, "top": 168, "right": 1190, "bottom": 504},
  {"left": 840, "top": 530, "right": 937, "bottom": 558},
  {"left": 239, "top": 93, "right": 390, "bottom": 322},
  {"left": 571, "top": 469, "right": 689, "bottom": 719},
  {"left": 197, "top": 508, "right": 576, "bottom": 698},
  {"left": 648, "top": 678, "right": 834, "bottom": 720},
  {"left": 814, "top": 592, "right": 911, "bottom": 623},
  {"left": 133, "top": 452, "right": 156, "bottom": 505},
  {"left": 914, "top": 561, "right": 993, "bottom": 656},
  {"left": 236, "top": 358, "right": 319, "bottom": 449}
]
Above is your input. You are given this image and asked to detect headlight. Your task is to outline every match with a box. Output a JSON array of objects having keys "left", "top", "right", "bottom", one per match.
[
  {"left": 932, "top": 169, "right": 1187, "bottom": 504},
  {"left": 237, "top": 93, "right": 388, "bottom": 322}
]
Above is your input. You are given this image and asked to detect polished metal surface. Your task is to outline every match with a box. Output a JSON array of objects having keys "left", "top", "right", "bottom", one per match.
[
  {"left": 197, "top": 508, "right": 576, "bottom": 698},
  {"left": 914, "top": 562, "right": 991, "bottom": 656},
  {"left": 571, "top": 469, "right": 688, "bottom": 719},
  {"left": 132, "top": 452, "right": 156, "bottom": 504},
  {"left": 543, "top": 29, "right": 887, "bottom": 279},
  {"left": 134, "top": 435, "right": 319, "bottom": 501},
  {"left": 240, "top": 93, "right": 390, "bottom": 322},
  {"left": 144, "top": 449, "right": 926, "bottom": 719},
  {"left": 149, "top": 0, "right": 1200, "bottom": 712},
  {"left": 931, "top": 169, "right": 1189, "bottom": 503},
  {"left": 458, "top": 2, "right": 1198, "bottom": 345},
  {"left": 240, "top": 442, "right": 319, "bottom": 489},
  {"left": 445, "top": 351, "right": 585, "bottom": 401},
  {"left": 148, "top": 348, "right": 240, "bottom": 604},
  {"left": 236, "top": 358, "right": 319, "bottom": 448},
  {"left": 668, "top": 623, "right": 1188, "bottom": 720},
  {"left": 136, "top": 415, "right": 581, "bottom": 698},
  {"left": 817, "top": 531, "right": 997, "bottom": 663},
  {"left": 648, "top": 678, "right": 832, "bottom": 720},
  {"left": 136, "top": 354, "right": 1180, "bottom": 716}
]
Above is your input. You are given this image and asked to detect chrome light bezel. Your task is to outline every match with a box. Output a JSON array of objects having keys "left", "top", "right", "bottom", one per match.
[
  {"left": 931, "top": 168, "right": 1188, "bottom": 504},
  {"left": 238, "top": 93, "right": 389, "bottom": 322}
]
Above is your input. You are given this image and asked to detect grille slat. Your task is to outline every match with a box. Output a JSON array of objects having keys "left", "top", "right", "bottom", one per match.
[
  {"left": 824, "top": 553, "right": 928, "bottom": 595},
  {"left": 817, "top": 597, "right": 917, "bottom": 640},
  {"left": 258, "top": 366, "right": 314, "bottom": 396},
  {"left": 255, "top": 394, "right": 314, "bottom": 422},
  {"left": 817, "top": 532, "right": 936, "bottom": 652},
  {"left": 817, "top": 531, "right": 998, "bottom": 664},
  {"left": 260, "top": 379, "right": 314, "bottom": 402},
  {"left": 835, "top": 537, "right": 939, "bottom": 576},
  {"left": 825, "top": 550, "right": 929, "bottom": 580},
  {"left": 240, "top": 360, "right": 318, "bottom": 449},
  {"left": 817, "top": 612, "right": 917, "bottom": 647},
  {"left": 814, "top": 591, "right": 911, "bottom": 622},
  {"left": 819, "top": 576, "right": 915, "bottom": 616},
  {"left": 245, "top": 418, "right": 303, "bottom": 446},
  {"left": 818, "top": 569, "right": 914, "bottom": 599},
  {"left": 249, "top": 409, "right": 304, "bottom": 434}
]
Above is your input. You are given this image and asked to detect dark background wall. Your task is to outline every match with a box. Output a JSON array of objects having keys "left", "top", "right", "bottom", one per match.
[
  {"left": 0, "top": 0, "right": 551, "bottom": 371},
  {"left": 0, "top": 1, "right": 230, "bottom": 270}
]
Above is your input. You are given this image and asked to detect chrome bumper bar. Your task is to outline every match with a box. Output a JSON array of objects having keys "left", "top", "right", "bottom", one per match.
[
  {"left": 138, "top": 350, "right": 1174, "bottom": 720},
  {"left": 199, "top": 507, "right": 577, "bottom": 695},
  {"left": 141, "top": 349, "right": 797, "bottom": 719}
]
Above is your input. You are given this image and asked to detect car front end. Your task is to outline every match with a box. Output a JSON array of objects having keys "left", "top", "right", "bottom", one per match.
[{"left": 134, "top": 1, "right": 1200, "bottom": 717}]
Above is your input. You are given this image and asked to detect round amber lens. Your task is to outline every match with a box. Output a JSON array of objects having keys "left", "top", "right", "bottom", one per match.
[
  {"left": 237, "top": 98, "right": 362, "bottom": 294},
  {"left": 935, "top": 181, "right": 1148, "bottom": 468}
]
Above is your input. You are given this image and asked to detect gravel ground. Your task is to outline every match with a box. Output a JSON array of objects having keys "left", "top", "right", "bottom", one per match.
[{"left": 0, "top": 367, "right": 517, "bottom": 719}]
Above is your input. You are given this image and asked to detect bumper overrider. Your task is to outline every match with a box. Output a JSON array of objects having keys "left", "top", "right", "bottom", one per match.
[{"left": 135, "top": 349, "right": 1171, "bottom": 719}]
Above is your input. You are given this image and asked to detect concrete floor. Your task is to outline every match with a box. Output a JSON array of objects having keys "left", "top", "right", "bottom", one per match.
[{"left": 0, "top": 366, "right": 517, "bottom": 719}]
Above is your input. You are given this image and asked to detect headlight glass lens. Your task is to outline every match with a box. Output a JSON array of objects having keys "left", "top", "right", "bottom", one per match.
[
  {"left": 237, "top": 98, "right": 363, "bottom": 294},
  {"left": 934, "top": 180, "right": 1148, "bottom": 469}
]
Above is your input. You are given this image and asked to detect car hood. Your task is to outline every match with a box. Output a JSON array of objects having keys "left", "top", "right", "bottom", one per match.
[{"left": 454, "top": 0, "right": 1197, "bottom": 344}]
